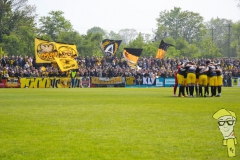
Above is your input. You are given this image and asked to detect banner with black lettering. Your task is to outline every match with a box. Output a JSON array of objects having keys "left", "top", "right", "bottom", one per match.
[
  {"left": 91, "top": 77, "right": 123, "bottom": 85},
  {"left": 35, "top": 38, "right": 78, "bottom": 63},
  {"left": 20, "top": 77, "right": 79, "bottom": 88}
]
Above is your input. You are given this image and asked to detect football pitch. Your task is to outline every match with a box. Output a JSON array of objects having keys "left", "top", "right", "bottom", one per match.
[{"left": 0, "top": 87, "right": 239, "bottom": 160}]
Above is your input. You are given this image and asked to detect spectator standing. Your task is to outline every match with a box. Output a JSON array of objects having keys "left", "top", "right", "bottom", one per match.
[
  {"left": 70, "top": 69, "right": 77, "bottom": 88},
  {"left": 227, "top": 72, "right": 232, "bottom": 87}
]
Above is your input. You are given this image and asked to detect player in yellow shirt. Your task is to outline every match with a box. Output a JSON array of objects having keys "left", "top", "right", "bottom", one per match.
[
  {"left": 198, "top": 63, "right": 208, "bottom": 97},
  {"left": 186, "top": 62, "right": 197, "bottom": 97},
  {"left": 208, "top": 62, "right": 217, "bottom": 97}
]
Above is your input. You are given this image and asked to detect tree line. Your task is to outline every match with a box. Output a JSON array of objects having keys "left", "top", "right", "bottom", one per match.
[{"left": 0, "top": 0, "right": 240, "bottom": 59}]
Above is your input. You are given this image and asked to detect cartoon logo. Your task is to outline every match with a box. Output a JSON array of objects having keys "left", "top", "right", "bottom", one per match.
[
  {"left": 37, "top": 42, "right": 58, "bottom": 61},
  {"left": 213, "top": 109, "right": 237, "bottom": 157},
  {"left": 37, "top": 43, "right": 77, "bottom": 61}
]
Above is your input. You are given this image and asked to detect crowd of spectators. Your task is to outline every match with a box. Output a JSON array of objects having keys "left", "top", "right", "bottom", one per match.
[{"left": 0, "top": 55, "right": 240, "bottom": 86}]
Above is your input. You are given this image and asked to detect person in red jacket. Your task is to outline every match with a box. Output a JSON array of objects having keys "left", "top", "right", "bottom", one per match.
[{"left": 173, "top": 63, "right": 181, "bottom": 96}]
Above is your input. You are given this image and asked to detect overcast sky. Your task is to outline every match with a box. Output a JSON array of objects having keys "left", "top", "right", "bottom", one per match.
[{"left": 28, "top": 0, "right": 240, "bottom": 35}]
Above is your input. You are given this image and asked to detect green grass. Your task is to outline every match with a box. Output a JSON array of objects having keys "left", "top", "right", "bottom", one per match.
[{"left": 0, "top": 87, "right": 240, "bottom": 160}]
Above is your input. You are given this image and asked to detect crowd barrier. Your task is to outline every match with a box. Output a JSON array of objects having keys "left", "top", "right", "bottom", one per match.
[{"left": 0, "top": 76, "right": 239, "bottom": 88}]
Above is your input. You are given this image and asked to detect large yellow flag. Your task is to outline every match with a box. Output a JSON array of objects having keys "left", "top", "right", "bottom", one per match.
[
  {"left": 35, "top": 38, "right": 78, "bottom": 63},
  {"left": 55, "top": 42, "right": 78, "bottom": 59},
  {"left": 54, "top": 57, "right": 79, "bottom": 72},
  {"left": 35, "top": 38, "right": 57, "bottom": 63}
]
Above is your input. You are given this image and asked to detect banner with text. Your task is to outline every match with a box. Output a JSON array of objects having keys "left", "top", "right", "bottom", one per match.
[
  {"left": 91, "top": 77, "right": 124, "bottom": 85},
  {"left": 35, "top": 38, "right": 78, "bottom": 63},
  {"left": 0, "top": 78, "right": 20, "bottom": 88}
]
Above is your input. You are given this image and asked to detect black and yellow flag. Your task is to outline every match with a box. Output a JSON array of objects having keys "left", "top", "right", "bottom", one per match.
[
  {"left": 155, "top": 40, "right": 174, "bottom": 59},
  {"left": 35, "top": 38, "right": 78, "bottom": 63},
  {"left": 122, "top": 48, "right": 143, "bottom": 69},
  {"left": 100, "top": 39, "right": 122, "bottom": 58},
  {"left": 54, "top": 57, "right": 79, "bottom": 72}
]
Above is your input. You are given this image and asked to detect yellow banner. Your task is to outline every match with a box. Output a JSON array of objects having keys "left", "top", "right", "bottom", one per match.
[
  {"left": 54, "top": 57, "right": 79, "bottom": 72},
  {"left": 20, "top": 77, "right": 75, "bottom": 88},
  {"left": 35, "top": 38, "right": 78, "bottom": 63},
  {"left": 125, "top": 77, "right": 135, "bottom": 85},
  {"left": 91, "top": 77, "right": 123, "bottom": 84},
  {"left": 35, "top": 38, "right": 57, "bottom": 63},
  {"left": 55, "top": 43, "right": 78, "bottom": 59},
  {"left": 19, "top": 77, "right": 91, "bottom": 88}
]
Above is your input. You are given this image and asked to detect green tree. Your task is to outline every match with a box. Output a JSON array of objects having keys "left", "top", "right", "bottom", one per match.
[
  {"left": 232, "top": 21, "right": 240, "bottom": 57},
  {"left": 87, "top": 26, "right": 107, "bottom": 38},
  {"left": 118, "top": 28, "right": 138, "bottom": 44},
  {"left": 128, "top": 33, "right": 145, "bottom": 48},
  {"left": 126, "top": 33, "right": 156, "bottom": 57},
  {"left": 0, "top": 0, "right": 12, "bottom": 43},
  {"left": 184, "top": 43, "right": 200, "bottom": 58},
  {"left": 38, "top": 11, "right": 73, "bottom": 41},
  {"left": 57, "top": 31, "right": 81, "bottom": 45},
  {"left": 2, "top": 34, "right": 21, "bottom": 55},
  {"left": 200, "top": 38, "right": 222, "bottom": 58},
  {"left": 156, "top": 7, "right": 206, "bottom": 43},
  {"left": 15, "top": 25, "right": 35, "bottom": 55},
  {"left": 0, "top": 0, "right": 36, "bottom": 55},
  {"left": 108, "top": 30, "right": 122, "bottom": 40},
  {"left": 205, "top": 18, "right": 233, "bottom": 57},
  {"left": 142, "top": 43, "right": 158, "bottom": 58},
  {"left": 77, "top": 32, "right": 103, "bottom": 57}
]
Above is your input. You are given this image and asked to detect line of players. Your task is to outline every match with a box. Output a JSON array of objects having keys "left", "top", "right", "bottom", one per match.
[{"left": 173, "top": 60, "right": 222, "bottom": 97}]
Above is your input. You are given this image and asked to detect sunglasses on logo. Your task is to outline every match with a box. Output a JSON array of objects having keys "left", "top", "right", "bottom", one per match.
[{"left": 218, "top": 120, "right": 235, "bottom": 126}]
